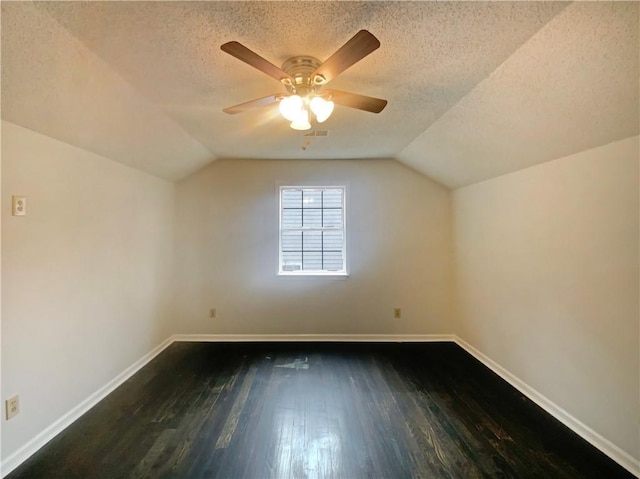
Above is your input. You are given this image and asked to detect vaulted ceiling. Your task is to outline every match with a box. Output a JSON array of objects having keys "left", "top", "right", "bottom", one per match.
[{"left": 2, "top": 1, "right": 638, "bottom": 188}]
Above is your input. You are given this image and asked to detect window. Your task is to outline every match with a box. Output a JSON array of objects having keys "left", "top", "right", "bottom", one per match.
[{"left": 279, "top": 186, "right": 347, "bottom": 275}]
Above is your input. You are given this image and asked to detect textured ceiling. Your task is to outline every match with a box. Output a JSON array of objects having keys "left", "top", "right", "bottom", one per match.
[{"left": 1, "top": 1, "right": 638, "bottom": 186}]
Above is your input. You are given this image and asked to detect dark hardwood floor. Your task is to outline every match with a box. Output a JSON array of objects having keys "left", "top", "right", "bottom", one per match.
[{"left": 7, "top": 342, "right": 634, "bottom": 479}]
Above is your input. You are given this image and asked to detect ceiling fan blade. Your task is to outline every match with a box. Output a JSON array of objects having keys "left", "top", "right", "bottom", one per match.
[
  {"left": 221, "top": 41, "right": 293, "bottom": 83},
  {"left": 223, "top": 93, "right": 282, "bottom": 114},
  {"left": 312, "top": 30, "right": 380, "bottom": 83},
  {"left": 324, "top": 89, "right": 387, "bottom": 113}
]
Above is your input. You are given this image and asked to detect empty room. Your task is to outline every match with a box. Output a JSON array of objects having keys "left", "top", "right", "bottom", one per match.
[{"left": 1, "top": 1, "right": 638, "bottom": 478}]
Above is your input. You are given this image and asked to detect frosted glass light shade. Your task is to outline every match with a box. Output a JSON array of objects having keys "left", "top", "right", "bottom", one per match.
[
  {"left": 290, "top": 109, "right": 311, "bottom": 130},
  {"left": 310, "top": 96, "right": 334, "bottom": 123},
  {"left": 279, "top": 95, "right": 304, "bottom": 121}
]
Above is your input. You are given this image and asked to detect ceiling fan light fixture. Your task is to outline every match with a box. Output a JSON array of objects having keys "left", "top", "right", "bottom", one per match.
[
  {"left": 290, "top": 109, "right": 311, "bottom": 130},
  {"left": 310, "top": 96, "right": 334, "bottom": 123},
  {"left": 221, "top": 31, "right": 387, "bottom": 125},
  {"left": 279, "top": 94, "right": 304, "bottom": 121}
]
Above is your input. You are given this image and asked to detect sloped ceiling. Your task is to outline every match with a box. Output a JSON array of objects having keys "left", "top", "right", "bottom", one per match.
[{"left": 1, "top": 1, "right": 638, "bottom": 187}]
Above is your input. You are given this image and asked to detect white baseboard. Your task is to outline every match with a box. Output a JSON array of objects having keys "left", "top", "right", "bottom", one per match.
[
  {"left": 1, "top": 336, "right": 174, "bottom": 478},
  {"left": 454, "top": 336, "right": 640, "bottom": 478},
  {"left": 172, "top": 333, "right": 456, "bottom": 343}
]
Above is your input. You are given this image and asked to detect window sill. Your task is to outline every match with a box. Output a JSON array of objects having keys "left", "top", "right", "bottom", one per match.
[{"left": 278, "top": 271, "right": 349, "bottom": 278}]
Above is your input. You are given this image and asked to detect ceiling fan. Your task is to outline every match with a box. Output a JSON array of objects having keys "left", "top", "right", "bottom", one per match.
[{"left": 221, "top": 30, "right": 387, "bottom": 130}]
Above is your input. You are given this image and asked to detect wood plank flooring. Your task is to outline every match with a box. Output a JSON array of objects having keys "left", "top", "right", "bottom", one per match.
[{"left": 7, "top": 342, "right": 635, "bottom": 478}]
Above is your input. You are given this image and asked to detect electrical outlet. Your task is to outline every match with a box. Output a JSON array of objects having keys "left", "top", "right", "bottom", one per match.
[
  {"left": 5, "top": 395, "right": 19, "bottom": 420},
  {"left": 394, "top": 308, "right": 402, "bottom": 319},
  {"left": 12, "top": 196, "right": 26, "bottom": 216},
  {"left": 209, "top": 308, "right": 216, "bottom": 319}
]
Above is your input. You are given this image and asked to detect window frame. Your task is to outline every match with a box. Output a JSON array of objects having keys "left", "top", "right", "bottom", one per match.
[{"left": 278, "top": 185, "right": 348, "bottom": 277}]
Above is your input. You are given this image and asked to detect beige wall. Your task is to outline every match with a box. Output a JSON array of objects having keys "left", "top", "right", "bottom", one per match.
[
  {"left": 453, "top": 136, "right": 639, "bottom": 459},
  {"left": 2, "top": 122, "right": 637, "bottom": 470},
  {"left": 173, "top": 159, "right": 454, "bottom": 335},
  {"left": 1, "top": 121, "right": 175, "bottom": 462}
]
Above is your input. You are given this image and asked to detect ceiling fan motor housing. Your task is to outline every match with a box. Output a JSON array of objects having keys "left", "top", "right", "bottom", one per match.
[{"left": 280, "top": 56, "right": 326, "bottom": 95}]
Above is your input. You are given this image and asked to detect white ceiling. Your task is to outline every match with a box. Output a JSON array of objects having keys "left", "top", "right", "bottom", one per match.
[{"left": 1, "top": 1, "right": 638, "bottom": 187}]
